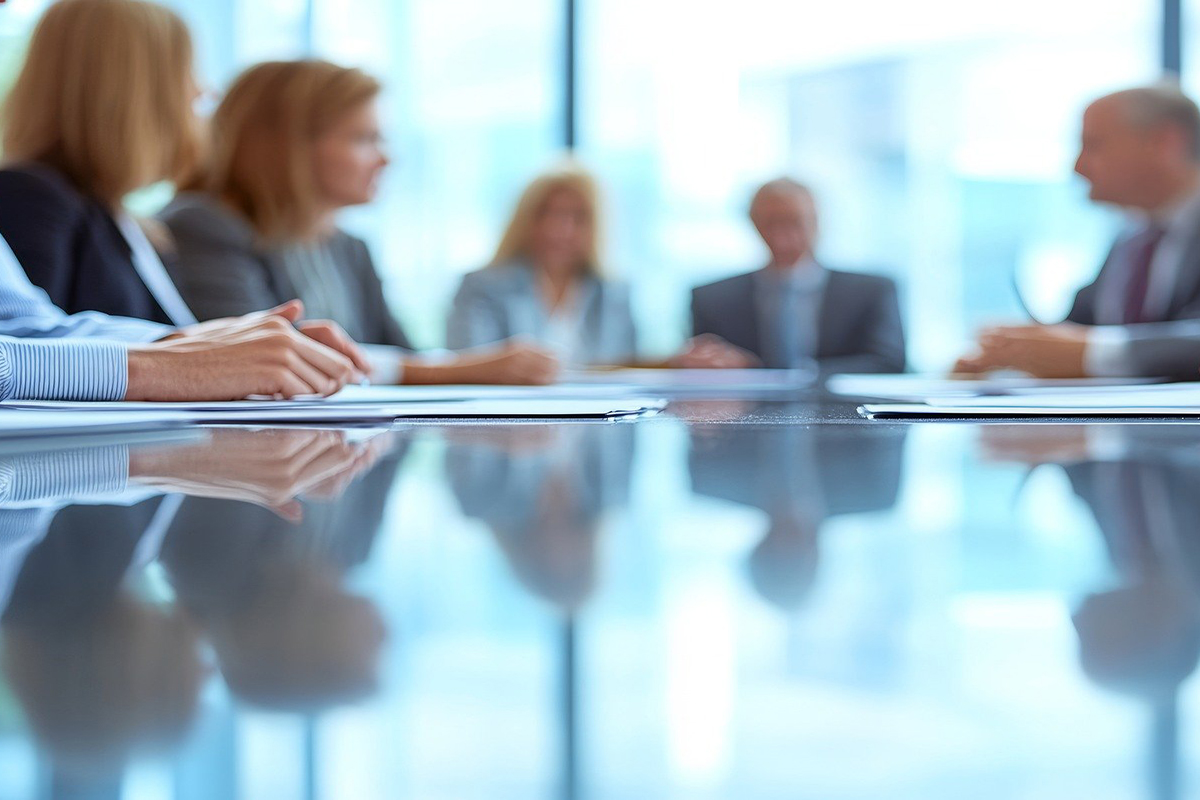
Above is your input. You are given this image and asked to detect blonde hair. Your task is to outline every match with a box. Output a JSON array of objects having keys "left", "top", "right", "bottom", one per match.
[
  {"left": 193, "top": 60, "right": 381, "bottom": 241},
  {"left": 491, "top": 163, "right": 605, "bottom": 275},
  {"left": 1, "top": 0, "right": 203, "bottom": 206}
]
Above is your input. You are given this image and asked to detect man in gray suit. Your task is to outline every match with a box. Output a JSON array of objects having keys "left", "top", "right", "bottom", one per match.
[
  {"left": 691, "top": 179, "right": 906, "bottom": 375},
  {"left": 959, "top": 84, "right": 1200, "bottom": 380}
]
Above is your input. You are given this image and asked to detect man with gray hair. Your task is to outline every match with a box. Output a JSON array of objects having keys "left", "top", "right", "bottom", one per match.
[
  {"left": 690, "top": 178, "right": 906, "bottom": 375},
  {"left": 959, "top": 83, "right": 1200, "bottom": 379}
]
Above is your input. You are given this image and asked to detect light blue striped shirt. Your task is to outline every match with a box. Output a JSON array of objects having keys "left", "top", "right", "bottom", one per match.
[{"left": 0, "top": 234, "right": 170, "bottom": 400}]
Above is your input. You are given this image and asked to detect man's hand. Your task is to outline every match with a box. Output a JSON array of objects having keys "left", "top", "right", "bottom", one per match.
[
  {"left": 668, "top": 334, "right": 761, "bottom": 369},
  {"left": 167, "top": 301, "right": 372, "bottom": 378},
  {"left": 127, "top": 307, "right": 366, "bottom": 401},
  {"left": 954, "top": 324, "right": 1090, "bottom": 379}
]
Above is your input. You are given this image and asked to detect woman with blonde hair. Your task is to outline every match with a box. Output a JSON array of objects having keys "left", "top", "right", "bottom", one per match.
[
  {"left": 447, "top": 165, "right": 638, "bottom": 365},
  {"left": 162, "top": 59, "right": 558, "bottom": 385},
  {"left": 0, "top": 0, "right": 203, "bottom": 324}
]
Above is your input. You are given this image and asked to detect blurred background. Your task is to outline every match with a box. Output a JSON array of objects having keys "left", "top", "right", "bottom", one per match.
[{"left": 0, "top": 0, "right": 1190, "bottom": 369}]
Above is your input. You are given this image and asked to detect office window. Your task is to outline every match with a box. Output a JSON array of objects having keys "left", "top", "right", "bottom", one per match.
[
  {"left": 308, "top": 0, "right": 565, "bottom": 347},
  {"left": 579, "top": 0, "right": 1161, "bottom": 366}
]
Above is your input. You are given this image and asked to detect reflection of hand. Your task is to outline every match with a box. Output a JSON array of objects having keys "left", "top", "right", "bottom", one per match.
[
  {"left": 978, "top": 424, "right": 1092, "bottom": 465},
  {"left": 955, "top": 324, "right": 1089, "bottom": 378},
  {"left": 129, "top": 428, "right": 391, "bottom": 519},
  {"left": 669, "top": 334, "right": 761, "bottom": 369},
  {"left": 130, "top": 301, "right": 369, "bottom": 401}
]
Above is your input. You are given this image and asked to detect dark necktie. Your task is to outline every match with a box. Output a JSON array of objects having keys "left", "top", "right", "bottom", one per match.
[{"left": 1122, "top": 224, "right": 1168, "bottom": 324}]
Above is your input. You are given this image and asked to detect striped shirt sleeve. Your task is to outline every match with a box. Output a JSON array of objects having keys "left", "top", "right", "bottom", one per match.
[{"left": 0, "top": 337, "right": 128, "bottom": 401}]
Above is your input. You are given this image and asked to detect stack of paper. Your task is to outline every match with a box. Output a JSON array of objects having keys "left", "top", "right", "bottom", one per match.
[
  {"left": 859, "top": 381, "right": 1200, "bottom": 419},
  {"left": 564, "top": 368, "right": 814, "bottom": 395},
  {"left": 0, "top": 396, "right": 667, "bottom": 424},
  {"left": 828, "top": 373, "right": 1164, "bottom": 402}
]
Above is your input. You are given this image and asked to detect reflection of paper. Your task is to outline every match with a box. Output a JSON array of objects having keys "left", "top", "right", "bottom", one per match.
[
  {"left": 828, "top": 373, "right": 1165, "bottom": 402},
  {"left": 0, "top": 398, "right": 666, "bottom": 423},
  {"left": 0, "top": 409, "right": 188, "bottom": 439}
]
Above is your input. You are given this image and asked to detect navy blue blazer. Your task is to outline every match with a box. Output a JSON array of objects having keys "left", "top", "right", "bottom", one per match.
[{"left": 0, "top": 163, "right": 171, "bottom": 323}]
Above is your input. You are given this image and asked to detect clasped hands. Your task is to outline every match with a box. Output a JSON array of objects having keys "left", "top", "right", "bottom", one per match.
[{"left": 128, "top": 299, "right": 372, "bottom": 401}]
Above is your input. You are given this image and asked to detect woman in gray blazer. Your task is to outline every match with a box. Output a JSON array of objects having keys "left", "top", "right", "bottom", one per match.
[
  {"left": 448, "top": 165, "right": 639, "bottom": 366},
  {"left": 161, "top": 60, "right": 557, "bottom": 386}
]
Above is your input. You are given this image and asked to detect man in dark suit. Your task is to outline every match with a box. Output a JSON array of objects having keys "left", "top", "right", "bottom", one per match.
[
  {"left": 959, "top": 84, "right": 1200, "bottom": 380},
  {"left": 690, "top": 178, "right": 906, "bottom": 375}
]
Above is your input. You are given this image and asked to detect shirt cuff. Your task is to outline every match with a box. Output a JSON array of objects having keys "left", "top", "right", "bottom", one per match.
[
  {"left": 362, "top": 344, "right": 405, "bottom": 385},
  {"left": 0, "top": 338, "right": 129, "bottom": 401},
  {"left": 1084, "top": 326, "right": 1133, "bottom": 377}
]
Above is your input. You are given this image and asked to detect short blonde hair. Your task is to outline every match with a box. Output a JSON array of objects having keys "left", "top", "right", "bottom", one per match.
[
  {"left": 1, "top": 0, "right": 203, "bottom": 205},
  {"left": 193, "top": 60, "right": 381, "bottom": 242},
  {"left": 491, "top": 163, "right": 605, "bottom": 275}
]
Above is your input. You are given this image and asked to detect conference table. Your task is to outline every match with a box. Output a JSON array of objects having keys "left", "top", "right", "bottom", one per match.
[{"left": 0, "top": 387, "right": 1197, "bottom": 799}]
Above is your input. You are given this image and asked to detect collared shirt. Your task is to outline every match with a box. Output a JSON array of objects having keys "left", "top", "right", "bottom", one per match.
[
  {"left": 753, "top": 258, "right": 828, "bottom": 369},
  {"left": 115, "top": 213, "right": 198, "bottom": 327},
  {"left": 0, "top": 234, "right": 170, "bottom": 400},
  {"left": 1096, "top": 184, "right": 1200, "bottom": 325}
]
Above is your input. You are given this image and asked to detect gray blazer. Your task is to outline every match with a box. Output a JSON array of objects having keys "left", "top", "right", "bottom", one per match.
[
  {"left": 446, "top": 261, "right": 637, "bottom": 364},
  {"left": 691, "top": 267, "right": 906, "bottom": 374},
  {"left": 158, "top": 192, "right": 411, "bottom": 348}
]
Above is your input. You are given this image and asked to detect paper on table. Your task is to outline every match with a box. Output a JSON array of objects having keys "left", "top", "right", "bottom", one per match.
[
  {"left": 827, "top": 373, "right": 1165, "bottom": 402},
  {"left": 563, "top": 368, "right": 814, "bottom": 393},
  {"left": 860, "top": 403, "right": 1200, "bottom": 419},
  {"left": 0, "top": 397, "right": 667, "bottom": 423},
  {"left": 922, "top": 382, "right": 1200, "bottom": 408}
]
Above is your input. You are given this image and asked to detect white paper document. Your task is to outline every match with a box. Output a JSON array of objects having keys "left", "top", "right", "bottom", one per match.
[
  {"left": 563, "top": 368, "right": 814, "bottom": 394},
  {"left": 0, "top": 397, "right": 666, "bottom": 423},
  {"left": 827, "top": 373, "right": 1165, "bottom": 402},
  {"left": 922, "top": 382, "right": 1200, "bottom": 409},
  {"left": 860, "top": 403, "right": 1200, "bottom": 419}
]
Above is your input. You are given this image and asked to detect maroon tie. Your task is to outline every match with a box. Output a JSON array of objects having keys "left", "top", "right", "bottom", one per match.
[{"left": 1122, "top": 224, "right": 1168, "bottom": 324}]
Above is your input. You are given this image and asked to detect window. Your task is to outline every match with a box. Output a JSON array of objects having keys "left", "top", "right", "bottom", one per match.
[{"left": 579, "top": 0, "right": 1161, "bottom": 366}]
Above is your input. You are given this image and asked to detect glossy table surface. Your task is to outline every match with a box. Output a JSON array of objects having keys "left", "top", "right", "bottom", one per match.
[{"left": 2, "top": 391, "right": 1200, "bottom": 799}]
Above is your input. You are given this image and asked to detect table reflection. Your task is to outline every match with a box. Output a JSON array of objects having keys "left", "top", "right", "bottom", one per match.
[
  {"left": 0, "top": 427, "right": 405, "bottom": 796},
  {"left": 445, "top": 423, "right": 634, "bottom": 612},
  {"left": 688, "top": 421, "right": 907, "bottom": 611},
  {"left": 983, "top": 425, "right": 1200, "bottom": 800}
]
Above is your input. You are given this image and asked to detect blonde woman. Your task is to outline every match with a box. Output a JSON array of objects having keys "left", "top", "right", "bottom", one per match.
[
  {"left": 448, "top": 166, "right": 756, "bottom": 368},
  {"left": 162, "top": 60, "right": 557, "bottom": 386},
  {"left": 447, "top": 166, "right": 637, "bottom": 366}
]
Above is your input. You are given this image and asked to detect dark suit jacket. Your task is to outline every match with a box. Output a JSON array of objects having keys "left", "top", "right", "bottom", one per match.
[
  {"left": 0, "top": 163, "right": 171, "bottom": 323},
  {"left": 691, "top": 267, "right": 906, "bottom": 374},
  {"left": 159, "top": 192, "right": 411, "bottom": 348},
  {"left": 688, "top": 423, "right": 906, "bottom": 519},
  {"left": 1066, "top": 221, "right": 1200, "bottom": 325}
]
